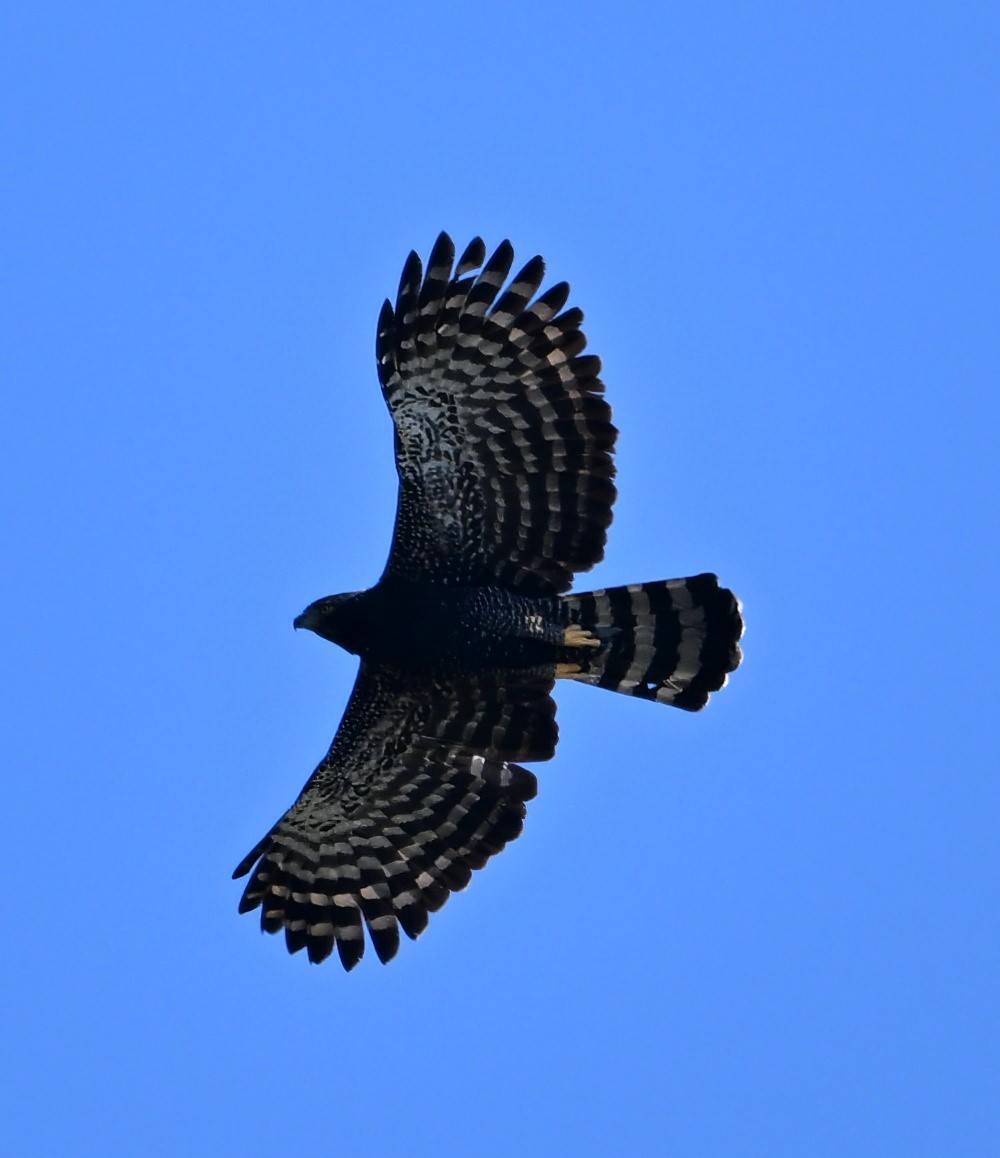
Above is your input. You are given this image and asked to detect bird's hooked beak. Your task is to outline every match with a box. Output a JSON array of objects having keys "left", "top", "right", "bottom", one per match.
[{"left": 292, "top": 593, "right": 359, "bottom": 643}]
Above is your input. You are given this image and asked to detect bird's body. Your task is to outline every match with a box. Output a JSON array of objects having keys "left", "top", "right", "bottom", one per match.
[
  {"left": 296, "top": 582, "right": 559, "bottom": 673},
  {"left": 235, "top": 233, "right": 744, "bottom": 970}
]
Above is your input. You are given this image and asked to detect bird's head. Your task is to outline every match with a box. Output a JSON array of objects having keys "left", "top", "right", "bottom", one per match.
[{"left": 293, "top": 591, "right": 365, "bottom": 652}]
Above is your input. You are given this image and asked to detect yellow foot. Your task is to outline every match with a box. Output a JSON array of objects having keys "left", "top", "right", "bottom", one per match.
[{"left": 562, "top": 625, "right": 602, "bottom": 649}]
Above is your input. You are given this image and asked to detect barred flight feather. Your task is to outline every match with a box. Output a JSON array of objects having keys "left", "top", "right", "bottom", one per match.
[
  {"left": 377, "top": 232, "right": 617, "bottom": 595},
  {"left": 234, "top": 666, "right": 544, "bottom": 968}
]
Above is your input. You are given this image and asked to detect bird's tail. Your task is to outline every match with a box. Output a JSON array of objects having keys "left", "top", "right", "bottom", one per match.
[{"left": 555, "top": 574, "right": 743, "bottom": 711}]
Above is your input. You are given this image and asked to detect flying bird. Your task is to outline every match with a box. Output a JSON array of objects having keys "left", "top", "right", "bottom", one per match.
[{"left": 234, "top": 234, "right": 743, "bottom": 970}]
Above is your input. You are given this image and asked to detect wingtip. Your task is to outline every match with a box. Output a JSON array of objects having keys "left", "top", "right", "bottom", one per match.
[
  {"left": 491, "top": 238, "right": 515, "bottom": 267},
  {"left": 232, "top": 844, "right": 264, "bottom": 879},
  {"left": 430, "top": 230, "right": 456, "bottom": 260},
  {"left": 457, "top": 236, "right": 487, "bottom": 275},
  {"left": 397, "top": 249, "right": 424, "bottom": 302}
]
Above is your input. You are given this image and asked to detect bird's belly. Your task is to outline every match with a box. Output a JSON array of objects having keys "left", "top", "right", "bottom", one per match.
[{"left": 363, "top": 585, "right": 555, "bottom": 672}]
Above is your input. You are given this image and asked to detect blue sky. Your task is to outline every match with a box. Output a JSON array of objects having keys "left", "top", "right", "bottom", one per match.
[{"left": 2, "top": 4, "right": 997, "bottom": 1155}]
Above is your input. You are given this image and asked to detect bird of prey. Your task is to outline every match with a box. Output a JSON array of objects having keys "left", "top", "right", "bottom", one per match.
[{"left": 234, "top": 233, "right": 743, "bottom": 970}]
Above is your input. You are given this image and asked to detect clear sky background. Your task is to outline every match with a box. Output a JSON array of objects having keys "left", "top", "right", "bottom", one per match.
[{"left": 2, "top": 4, "right": 997, "bottom": 1156}]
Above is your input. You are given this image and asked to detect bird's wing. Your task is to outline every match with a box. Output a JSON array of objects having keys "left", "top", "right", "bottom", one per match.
[
  {"left": 234, "top": 663, "right": 556, "bottom": 969},
  {"left": 376, "top": 232, "right": 618, "bottom": 595}
]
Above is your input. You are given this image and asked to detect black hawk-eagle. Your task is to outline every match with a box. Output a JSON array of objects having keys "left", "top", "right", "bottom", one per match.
[{"left": 234, "top": 234, "right": 743, "bottom": 969}]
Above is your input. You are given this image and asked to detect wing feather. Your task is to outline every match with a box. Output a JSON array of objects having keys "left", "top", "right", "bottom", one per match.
[
  {"left": 234, "top": 664, "right": 546, "bottom": 969},
  {"left": 377, "top": 232, "right": 617, "bottom": 594}
]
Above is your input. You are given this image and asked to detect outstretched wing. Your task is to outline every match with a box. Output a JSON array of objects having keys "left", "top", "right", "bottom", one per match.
[
  {"left": 234, "top": 664, "right": 556, "bottom": 970},
  {"left": 376, "top": 233, "right": 617, "bottom": 595}
]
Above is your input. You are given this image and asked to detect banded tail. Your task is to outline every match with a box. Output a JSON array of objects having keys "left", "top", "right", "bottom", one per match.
[{"left": 557, "top": 574, "right": 743, "bottom": 711}]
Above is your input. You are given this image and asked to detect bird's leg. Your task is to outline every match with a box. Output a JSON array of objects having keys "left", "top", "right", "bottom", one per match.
[{"left": 561, "top": 625, "right": 602, "bottom": 649}]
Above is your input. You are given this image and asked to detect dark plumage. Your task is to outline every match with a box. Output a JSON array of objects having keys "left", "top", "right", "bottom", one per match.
[{"left": 234, "top": 233, "right": 744, "bottom": 969}]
